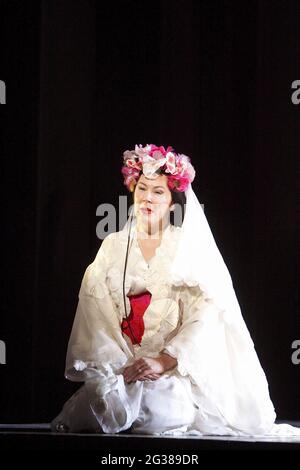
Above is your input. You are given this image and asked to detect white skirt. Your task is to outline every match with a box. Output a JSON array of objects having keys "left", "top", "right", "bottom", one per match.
[
  {"left": 51, "top": 372, "right": 197, "bottom": 435},
  {"left": 52, "top": 371, "right": 300, "bottom": 437}
]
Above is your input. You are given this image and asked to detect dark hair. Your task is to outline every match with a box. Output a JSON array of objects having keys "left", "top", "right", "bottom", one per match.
[{"left": 170, "top": 189, "right": 186, "bottom": 226}]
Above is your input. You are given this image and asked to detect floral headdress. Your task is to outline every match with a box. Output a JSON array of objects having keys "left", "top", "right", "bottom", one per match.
[{"left": 121, "top": 144, "right": 196, "bottom": 192}]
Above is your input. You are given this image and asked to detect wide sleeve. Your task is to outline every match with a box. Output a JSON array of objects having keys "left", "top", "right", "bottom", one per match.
[
  {"left": 163, "top": 285, "right": 277, "bottom": 435},
  {"left": 65, "top": 234, "right": 132, "bottom": 382}
]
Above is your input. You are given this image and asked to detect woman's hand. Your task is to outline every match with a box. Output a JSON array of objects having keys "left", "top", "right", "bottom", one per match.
[{"left": 122, "top": 354, "right": 177, "bottom": 383}]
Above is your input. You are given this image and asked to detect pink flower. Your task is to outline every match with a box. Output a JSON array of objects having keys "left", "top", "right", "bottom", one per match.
[
  {"left": 151, "top": 150, "right": 165, "bottom": 161},
  {"left": 126, "top": 158, "right": 142, "bottom": 170},
  {"left": 167, "top": 175, "right": 191, "bottom": 192},
  {"left": 121, "top": 166, "right": 140, "bottom": 191},
  {"left": 148, "top": 144, "right": 174, "bottom": 157}
]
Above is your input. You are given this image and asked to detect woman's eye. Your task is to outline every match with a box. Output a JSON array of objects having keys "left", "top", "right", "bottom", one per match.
[{"left": 137, "top": 187, "right": 163, "bottom": 195}]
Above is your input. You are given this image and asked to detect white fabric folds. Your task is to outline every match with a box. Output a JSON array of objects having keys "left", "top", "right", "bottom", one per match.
[{"left": 52, "top": 185, "right": 300, "bottom": 437}]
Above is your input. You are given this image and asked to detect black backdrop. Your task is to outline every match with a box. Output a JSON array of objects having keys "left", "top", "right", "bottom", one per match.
[{"left": 1, "top": 0, "right": 299, "bottom": 422}]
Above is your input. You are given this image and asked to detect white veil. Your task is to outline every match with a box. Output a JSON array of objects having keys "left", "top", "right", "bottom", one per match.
[{"left": 170, "top": 183, "right": 251, "bottom": 334}]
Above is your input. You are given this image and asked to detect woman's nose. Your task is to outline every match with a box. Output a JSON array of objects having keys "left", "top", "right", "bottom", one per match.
[{"left": 143, "top": 191, "right": 153, "bottom": 202}]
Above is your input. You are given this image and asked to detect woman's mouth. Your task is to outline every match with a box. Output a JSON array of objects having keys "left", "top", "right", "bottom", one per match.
[{"left": 140, "top": 207, "right": 153, "bottom": 215}]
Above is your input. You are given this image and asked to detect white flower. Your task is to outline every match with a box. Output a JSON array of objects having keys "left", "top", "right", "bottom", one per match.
[
  {"left": 142, "top": 155, "right": 167, "bottom": 178},
  {"left": 165, "top": 152, "right": 177, "bottom": 174},
  {"left": 135, "top": 144, "right": 148, "bottom": 158}
]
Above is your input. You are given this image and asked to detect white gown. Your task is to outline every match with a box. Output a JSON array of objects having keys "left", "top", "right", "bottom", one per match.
[{"left": 52, "top": 224, "right": 300, "bottom": 437}]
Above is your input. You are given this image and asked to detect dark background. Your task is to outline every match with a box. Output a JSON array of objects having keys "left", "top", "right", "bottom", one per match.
[{"left": 1, "top": 0, "right": 299, "bottom": 422}]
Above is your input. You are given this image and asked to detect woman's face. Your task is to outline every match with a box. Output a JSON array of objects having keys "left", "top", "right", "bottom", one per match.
[{"left": 133, "top": 174, "right": 173, "bottom": 235}]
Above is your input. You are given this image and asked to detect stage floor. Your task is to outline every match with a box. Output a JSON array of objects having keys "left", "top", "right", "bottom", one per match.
[{"left": 0, "top": 422, "right": 300, "bottom": 452}]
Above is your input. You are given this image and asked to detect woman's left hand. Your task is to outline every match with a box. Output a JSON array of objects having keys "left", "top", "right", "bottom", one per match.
[{"left": 123, "top": 354, "right": 177, "bottom": 383}]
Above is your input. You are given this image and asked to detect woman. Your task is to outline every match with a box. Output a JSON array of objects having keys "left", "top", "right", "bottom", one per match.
[{"left": 52, "top": 144, "right": 299, "bottom": 436}]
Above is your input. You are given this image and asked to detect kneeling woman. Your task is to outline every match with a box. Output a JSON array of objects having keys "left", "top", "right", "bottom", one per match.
[{"left": 52, "top": 144, "right": 299, "bottom": 437}]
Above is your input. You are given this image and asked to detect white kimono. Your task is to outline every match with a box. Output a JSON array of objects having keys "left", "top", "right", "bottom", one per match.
[{"left": 52, "top": 224, "right": 299, "bottom": 437}]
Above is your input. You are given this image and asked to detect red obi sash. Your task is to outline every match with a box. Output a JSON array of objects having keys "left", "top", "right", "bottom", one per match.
[{"left": 121, "top": 291, "right": 152, "bottom": 344}]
